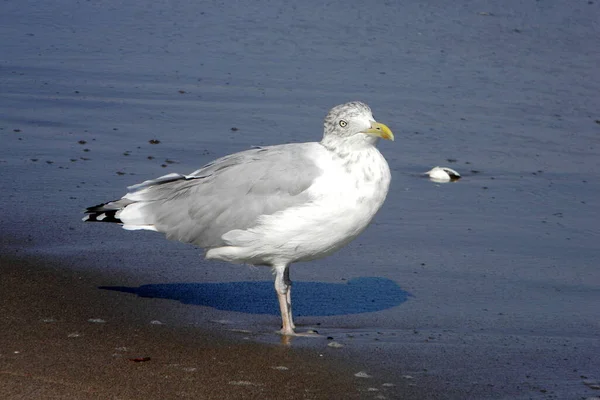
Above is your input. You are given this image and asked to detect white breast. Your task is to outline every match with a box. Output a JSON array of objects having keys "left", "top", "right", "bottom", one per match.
[
  {"left": 208, "top": 144, "right": 391, "bottom": 266},
  {"left": 266, "top": 145, "right": 390, "bottom": 261}
]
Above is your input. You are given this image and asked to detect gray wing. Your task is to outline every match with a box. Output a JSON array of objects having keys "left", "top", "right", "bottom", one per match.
[{"left": 122, "top": 143, "right": 323, "bottom": 248}]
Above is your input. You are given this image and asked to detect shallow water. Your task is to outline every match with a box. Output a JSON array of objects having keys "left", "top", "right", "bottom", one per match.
[{"left": 2, "top": 0, "right": 599, "bottom": 398}]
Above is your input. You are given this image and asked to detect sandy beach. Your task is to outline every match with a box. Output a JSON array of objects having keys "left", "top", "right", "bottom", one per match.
[{"left": 0, "top": 251, "right": 405, "bottom": 399}]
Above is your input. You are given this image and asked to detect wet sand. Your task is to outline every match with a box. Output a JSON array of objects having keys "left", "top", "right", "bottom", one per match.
[{"left": 0, "top": 252, "right": 402, "bottom": 399}]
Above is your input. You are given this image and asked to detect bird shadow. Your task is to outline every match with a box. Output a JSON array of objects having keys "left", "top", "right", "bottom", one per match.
[{"left": 100, "top": 277, "right": 410, "bottom": 317}]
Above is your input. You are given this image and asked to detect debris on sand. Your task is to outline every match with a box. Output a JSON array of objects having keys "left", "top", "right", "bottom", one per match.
[{"left": 425, "top": 166, "right": 461, "bottom": 183}]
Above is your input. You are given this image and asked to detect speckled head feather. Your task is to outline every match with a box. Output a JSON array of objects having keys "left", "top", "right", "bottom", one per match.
[{"left": 323, "top": 101, "right": 374, "bottom": 139}]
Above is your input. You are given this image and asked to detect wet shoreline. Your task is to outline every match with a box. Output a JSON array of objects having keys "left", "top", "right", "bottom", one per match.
[{"left": 0, "top": 250, "right": 408, "bottom": 399}]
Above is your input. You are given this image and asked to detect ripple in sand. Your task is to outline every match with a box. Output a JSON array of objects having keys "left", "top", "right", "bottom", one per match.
[
  {"left": 228, "top": 381, "right": 263, "bottom": 387},
  {"left": 583, "top": 378, "right": 600, "bottom": 390},
  {"left": 211, "top": 319, "right": 233, "bottom": 325}
]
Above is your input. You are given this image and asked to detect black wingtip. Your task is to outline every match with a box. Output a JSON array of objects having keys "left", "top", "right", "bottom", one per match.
[
  {"left": 85, "top": 202, "right": 111, "bottom": 213},
  {"left": 83, "top": 202, "right": 123, "bottom": 223},
  {"left": 83, "top": 210, "right": 122, "bottom": 223}
]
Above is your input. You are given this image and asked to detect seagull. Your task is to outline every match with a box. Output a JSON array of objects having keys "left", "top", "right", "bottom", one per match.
[{"left": 83, "top": 101, "right": 394, "bottom": 335}]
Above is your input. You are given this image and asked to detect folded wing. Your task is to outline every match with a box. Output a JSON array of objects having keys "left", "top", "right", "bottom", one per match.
[{"left": 85, "top": 143, "right": 323, "bottom": 249}]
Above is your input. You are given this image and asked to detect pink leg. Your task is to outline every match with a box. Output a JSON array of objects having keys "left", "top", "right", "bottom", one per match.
[{"left": 274, "top": 263, "right": 295, "bottom": 335}]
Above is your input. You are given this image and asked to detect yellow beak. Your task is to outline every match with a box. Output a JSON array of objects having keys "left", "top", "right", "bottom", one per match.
[{"left": 364, "top": 121, "right": 394, "bottom": 141}]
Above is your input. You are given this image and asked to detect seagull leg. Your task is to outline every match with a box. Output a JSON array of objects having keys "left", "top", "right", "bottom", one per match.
[
  {"left": 283, "top": 266, "right": 296, "bottom": 330},
  {"left": 274, "top": 263, "right": 295, "bottom": 335}
]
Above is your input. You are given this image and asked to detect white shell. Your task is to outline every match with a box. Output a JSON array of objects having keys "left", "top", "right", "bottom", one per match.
[{"left": 425, "top": 166, "right": 461, "bottom": 183}]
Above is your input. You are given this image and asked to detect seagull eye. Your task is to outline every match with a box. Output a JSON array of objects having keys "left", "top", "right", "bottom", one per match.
[{"left": 339, "top": 120, "right": 348, "bottom": 127}]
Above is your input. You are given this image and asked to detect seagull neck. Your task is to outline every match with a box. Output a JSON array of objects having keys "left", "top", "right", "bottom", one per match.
[{"left": 320, "top": 135, "right": 379, "bottom": 157}]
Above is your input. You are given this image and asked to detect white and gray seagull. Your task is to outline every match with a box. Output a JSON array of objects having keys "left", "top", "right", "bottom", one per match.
[{"left": 83, "top": 101, "right": 394, "bottom": 335}]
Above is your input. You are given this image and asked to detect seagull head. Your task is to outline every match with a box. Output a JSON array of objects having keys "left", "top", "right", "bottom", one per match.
[{"left": 322, "top": 101, "right": 394, "bottom": 147}]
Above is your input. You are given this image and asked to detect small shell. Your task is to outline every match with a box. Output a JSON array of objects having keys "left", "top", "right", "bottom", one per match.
[{"left": 425, "top": 166, "right": 461, "bottom": 183}]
